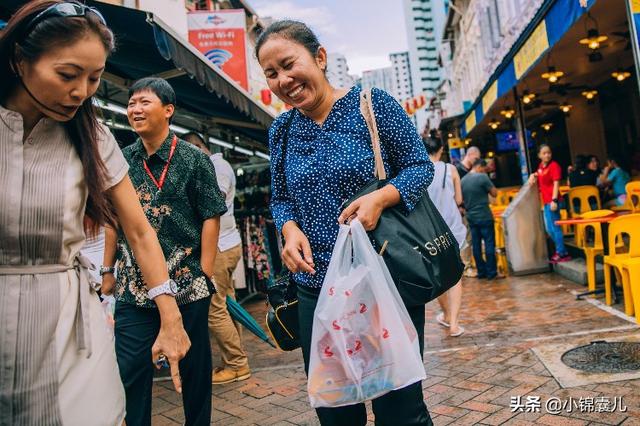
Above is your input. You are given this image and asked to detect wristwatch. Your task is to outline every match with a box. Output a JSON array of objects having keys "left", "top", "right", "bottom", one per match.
[
  {"left": 552, "top": 198, "right": 558, "bottom": 203},
  {"left": 147, "top": 279, "right": 178, "bottom": 300},
  {"left": 99, "top": 266, "right": 116, "bottom": 276}
]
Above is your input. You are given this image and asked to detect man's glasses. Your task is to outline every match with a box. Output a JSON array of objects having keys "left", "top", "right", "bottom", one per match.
[{"left": 22, "top": 2, "right": 107, "bottom": 37}]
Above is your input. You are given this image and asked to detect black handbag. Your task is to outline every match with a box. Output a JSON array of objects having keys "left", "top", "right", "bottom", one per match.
[
  {"left": 342, "top": 89, "right": 464, "bottom": 306},
  {"left": 265, "top": 274, "right": 300, "bottom": 351},
  {"left": 265, "top": 111, "right": 301, "bottom": 351}
]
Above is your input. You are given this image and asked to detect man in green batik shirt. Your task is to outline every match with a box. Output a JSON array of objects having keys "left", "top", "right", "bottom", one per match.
[{"left": 102, "top": 77, "right": 226, "bottom": 426}]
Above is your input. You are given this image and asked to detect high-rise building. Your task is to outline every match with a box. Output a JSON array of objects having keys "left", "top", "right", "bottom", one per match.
[
  {"left": 361, "top": 67, "right": 394, "bottom": 94},
  {"left": 327, "top": 53, "right": 355, "bottom": 89},
  {"left": 403, "top": 0, "right": 448, "bottom": 132},
  {"left": 390, "top": 51, "right": 414, "bottom": 103}
]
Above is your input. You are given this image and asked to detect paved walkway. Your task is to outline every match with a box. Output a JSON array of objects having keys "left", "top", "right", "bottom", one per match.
[{"left": 150, "top": 273, "right": 640, "bottom": 425}]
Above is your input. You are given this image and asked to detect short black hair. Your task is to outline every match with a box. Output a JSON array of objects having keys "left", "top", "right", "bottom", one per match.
[
  {"left": 128, "top": 77, "right": 176, "bottom": 106},
  {"left": 423, "top": 136, "right": 443, "bottom": 155},
  {"left": 182, "top": 132, "right": 205, "bottom": 145},
  {"left": 574, "top": 154, "right": 587, "bottom": 170},
  {"left": 473, "top": 158, "right": 487, "bottom": 168}
]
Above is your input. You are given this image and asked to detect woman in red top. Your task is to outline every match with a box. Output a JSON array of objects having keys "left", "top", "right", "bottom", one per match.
[{"left": 528, "top": 145, "right": 571, "bottom": 262}]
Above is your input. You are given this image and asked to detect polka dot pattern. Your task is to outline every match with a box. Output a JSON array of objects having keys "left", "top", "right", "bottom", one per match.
[{"left": 268, "top": 86, "right": 434, "bottom": 288}]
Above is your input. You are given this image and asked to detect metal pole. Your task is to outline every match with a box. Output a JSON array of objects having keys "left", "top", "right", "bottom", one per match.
[
  {"left": 625, "top": 0, "right": 640, "bottom": 95},
  {"left": 513, "top": 87, "right": 532, "bottom": 182}
]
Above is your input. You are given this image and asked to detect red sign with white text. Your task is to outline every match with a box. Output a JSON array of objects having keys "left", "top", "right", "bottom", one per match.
[{"left": 188, "top": 9, "right": 248, "bottom": 91}]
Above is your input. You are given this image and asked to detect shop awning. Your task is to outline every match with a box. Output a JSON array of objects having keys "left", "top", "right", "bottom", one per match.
[
  {"left": 0, "top": 1, "right": 274, "bottom": 146},
  {"left": 459, "top": 0, "right": 597, "bottom": 137}
]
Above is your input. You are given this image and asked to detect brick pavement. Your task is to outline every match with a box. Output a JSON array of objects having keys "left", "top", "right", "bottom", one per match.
[{"left": 150, "top": 273, "right": 640, "bottom": 425}]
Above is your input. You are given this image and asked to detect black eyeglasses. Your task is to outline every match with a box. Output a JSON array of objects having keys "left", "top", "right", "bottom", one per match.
[{"left": 22, "top": 2, "right": 107, "bottom": 37}]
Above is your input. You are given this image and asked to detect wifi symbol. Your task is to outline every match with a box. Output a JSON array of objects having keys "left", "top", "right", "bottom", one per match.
[{"left": 205, "top": 49, "right": 233, "bottom": 67}]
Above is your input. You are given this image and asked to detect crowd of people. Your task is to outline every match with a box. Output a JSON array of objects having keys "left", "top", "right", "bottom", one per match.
[{"left": 1, "top": 2, "right": 637, "bottom": 426}]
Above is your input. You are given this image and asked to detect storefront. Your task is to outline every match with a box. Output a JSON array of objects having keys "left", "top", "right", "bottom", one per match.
[
  {"left": 442, "top": 0, "right": 640, "bottom": 188},
  {"left": 0, "top": 0, "right": 280, "bottom": 296}
]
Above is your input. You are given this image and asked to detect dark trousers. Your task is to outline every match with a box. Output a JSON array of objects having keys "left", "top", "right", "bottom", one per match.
[
  {"left": 469, "top": 219, "right": 497, "bottom": 279},
  {"left": 297, "top": 285, "right": 432, "bottom": 426},
  {"left": 115, "top": 297, "right": 212, "bottom": 426}
]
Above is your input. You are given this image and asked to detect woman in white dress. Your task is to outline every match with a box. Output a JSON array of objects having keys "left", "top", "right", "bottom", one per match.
[
  {"left": 425, "top": 136, "right": 467, "bottom": 337},
  {"left": 0, "top": 2, "right": 190, "bottom": 424}
]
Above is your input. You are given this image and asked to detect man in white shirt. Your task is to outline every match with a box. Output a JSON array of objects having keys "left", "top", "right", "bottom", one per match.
[{"left": 183, "top": 133, "right": 250, "bottom": 384}]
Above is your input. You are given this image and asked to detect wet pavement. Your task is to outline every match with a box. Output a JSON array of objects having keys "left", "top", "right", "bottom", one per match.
[{"left": 150, "top": 272, "right": 640, "bottom": 425}]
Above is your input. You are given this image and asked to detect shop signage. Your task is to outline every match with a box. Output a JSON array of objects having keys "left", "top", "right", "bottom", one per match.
[
  {"left": 482, "top": 81, "right": 498, "bottom": 114},
  {"left": 514, "top": 21, "right": 550, "bottom": 79},
  {"left": 188, "top": 9, "right": 249, "bottom": 91},
  {"left": 448, "top": 137, "right": 463, "bottom": 150},
  {"left": 465, "top": 112, "right": 476, "bottom": 134}
]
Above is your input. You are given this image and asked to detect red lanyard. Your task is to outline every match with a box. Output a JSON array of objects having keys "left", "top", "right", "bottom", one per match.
[{"left": 143, "top": 135, "right": 178, "bottom": 191}]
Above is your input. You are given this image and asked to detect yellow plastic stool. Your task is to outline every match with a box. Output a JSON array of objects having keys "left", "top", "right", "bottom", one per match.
[
  {"left": 621, "top": 257, "right": 640, "bottom": 323},
  {"left": 568, "top": 186, "right": 601, "bottom": 247},
  {"left": 579, "top": 210, "right": 613, "bottom": 296},
  {"left": 603, "top": 214, "right": 640, "bottom": 315}
]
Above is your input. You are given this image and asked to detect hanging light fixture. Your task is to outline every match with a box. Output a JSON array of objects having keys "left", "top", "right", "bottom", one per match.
[
  {"left": 579, "top": 29, "right": 608, "bottom": 50},
  {"left": 522, "top": 91, "right": 536, "bottom": 105},
  {"left": 579, "top": 13, "right": 608, "bottom": 50},
  {"left": 542, "top": 66, "right": 564, "bottom": 84},
  {"left": 500, "top": 108, "right": 515, "bottom": 119},
  {"left": 541, "top": 123, "right": 553, "bottom": 131},
  {"left": 559, "top": 103, "right": 573, "bottom": 114},
  {"left": 612, "top": 70, "right": 631, "bottom": 81},
  {"left": 489, "top": 120, "right": 500, "bottom": 130},
  {"left": 447, "top": 132, "right": 454, "bottom": 138},
  {"left": 582, "top": 90, "right": 598, "bottom": 100}
]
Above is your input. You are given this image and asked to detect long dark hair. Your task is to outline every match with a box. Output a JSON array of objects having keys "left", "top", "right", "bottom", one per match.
[{"left": 0, "top": 0, "right": 116, "bottom": 233}]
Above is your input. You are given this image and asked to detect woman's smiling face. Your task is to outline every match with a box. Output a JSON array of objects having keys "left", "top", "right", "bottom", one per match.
[{"left": 258, "top": 36, "right": 328, "bottom": 112}]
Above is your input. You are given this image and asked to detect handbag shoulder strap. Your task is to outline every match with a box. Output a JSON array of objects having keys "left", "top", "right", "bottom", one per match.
[
  {"left": 280, "top": 110, "right": 297, "bottom": 194},
  {"left": 359, "top": 89, "right": 387, "bottom": 180},
  {"left": 442, "top": 162, "right": 448, "bottom": 189}
]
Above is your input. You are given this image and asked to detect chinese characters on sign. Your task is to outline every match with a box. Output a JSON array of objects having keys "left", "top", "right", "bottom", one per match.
[
  {"left": 510, "top": 396, "right": 628, "bottom": 414},
  {"left": 188, "top": 9, "right": 249, "bottom": 90}
]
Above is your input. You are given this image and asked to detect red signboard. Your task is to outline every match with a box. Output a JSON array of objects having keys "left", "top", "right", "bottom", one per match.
[{"left": 188, "top": 9, "right": 248, "bottom": 91}]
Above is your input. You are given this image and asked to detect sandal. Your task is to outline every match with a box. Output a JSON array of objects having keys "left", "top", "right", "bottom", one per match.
[
  {"left": 436, "top": 313, "right": 450, "bottom": 328},
  {"left": 450, "top": 326, "right": 465, "bottom": 337}
]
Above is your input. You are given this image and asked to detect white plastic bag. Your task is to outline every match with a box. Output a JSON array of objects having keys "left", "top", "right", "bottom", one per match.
[{"left": 307, "top": 220, "right": 426, "bottom": 408}]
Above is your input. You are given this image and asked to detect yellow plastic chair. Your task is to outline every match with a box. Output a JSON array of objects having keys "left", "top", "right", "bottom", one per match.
[
  {"left": 568, "top": 186, "right": 601, "bottom": 247},
  {"left": 603, "top": 214, "right": 640, "bottom": 315},
  {"left": 580, "top": 210, "right": 614, "bottom": 296},
  {"left": 621, "top": 257, "right": 640, "bottom": 323},
  {"left": 494, "top": 217, "right": 508, "bottom": 276},
  {"left": 626, "top": 181, "right": 640, "bottom": 213}
]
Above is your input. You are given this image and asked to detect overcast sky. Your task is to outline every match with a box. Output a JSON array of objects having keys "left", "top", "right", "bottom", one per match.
[{"left": 251, "top": 0, "right": 409, "bottom": 77}]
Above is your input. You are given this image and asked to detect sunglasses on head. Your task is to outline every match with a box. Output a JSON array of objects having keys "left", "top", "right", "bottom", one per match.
[{"left": 22, "top": 2, "right": 107, "bottom": 37}]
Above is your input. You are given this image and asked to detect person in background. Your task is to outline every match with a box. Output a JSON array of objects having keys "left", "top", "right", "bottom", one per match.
[
  {"left": 258, "top": 19, "right": 435, "bottom": 425},
  {"left": 456, "top": 146, "right": 481, "bottom": 277},
  {"left": 461, "top": 159, "right": 501, "bottom": 280},
  {"left": 586, "top": 154, "right": 601, "bottom": 175},
  {"left": 0, "top": 2, "right": 190, "bottom": 424},
  {"left": 568, "top": 154, "right": 599, "bottom": 188},
  {"left": 103, "top": 77, "right": 227, "bottom": 425},
  {"left": 424, "top": 137, "right": 467, "bottom": 337},
  {"left": 599, "top": 156, "right": 630, "bottom": 207},
  {"left": 456, "top": 146, "right": 481, "bottom": 179},
  {"left": 183, "top": 132, "right": 251, "bottom": 385},
  {"left": 529, "top": 144, "right": 571, "bottom": 263}
]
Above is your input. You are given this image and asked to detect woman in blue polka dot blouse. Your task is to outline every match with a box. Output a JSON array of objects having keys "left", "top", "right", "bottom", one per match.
[{"left": 257, "top": 20, "right": 435, "bottom": 425}]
